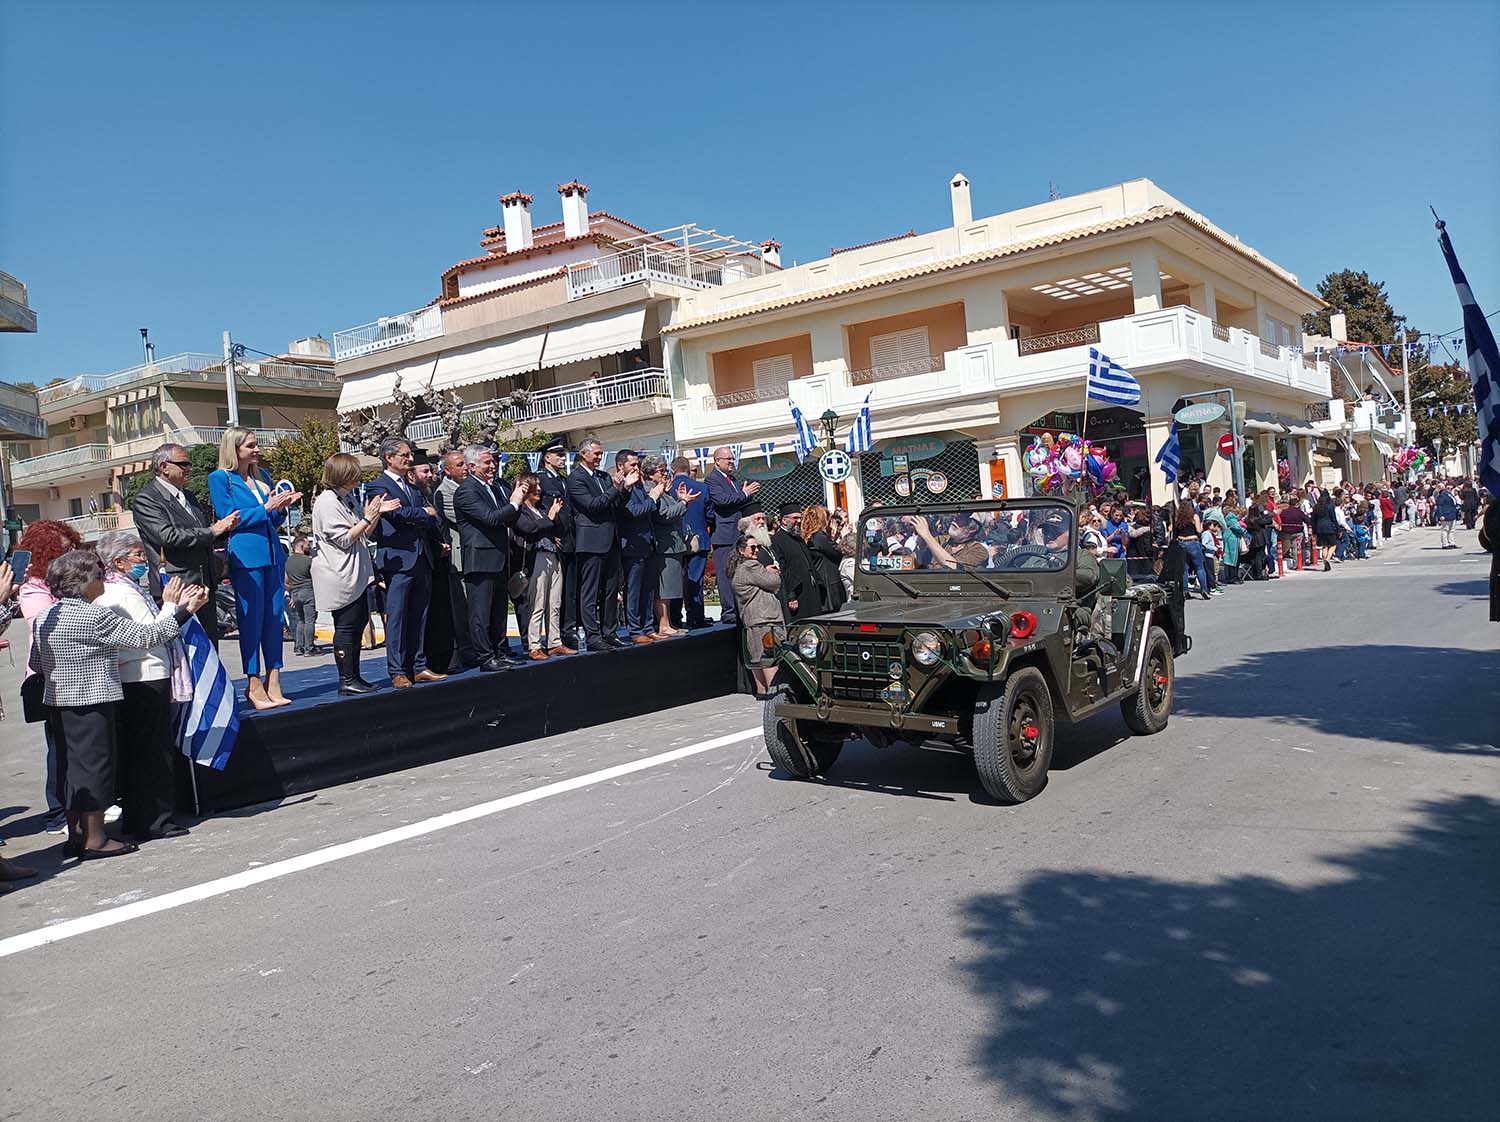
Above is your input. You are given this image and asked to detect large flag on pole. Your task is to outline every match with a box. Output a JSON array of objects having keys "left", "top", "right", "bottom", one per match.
[
  {"left": 789, "top": 399, "right": 817, "bottom": 462},
  {"left": 1154, "top": 421, "right": 1182, "bottom": 484},
  {"left": 175, "top": 616, "right": 240, "bottom": 770},
  {"left": 845, "top": 392, "right": 873, "bottom": 454},
  {"left": 1435, "top": 216, "right": 1500, "bottom": 495},
  {"left": 1087, "top": 348, "right": 1143, "bottom": 406}
]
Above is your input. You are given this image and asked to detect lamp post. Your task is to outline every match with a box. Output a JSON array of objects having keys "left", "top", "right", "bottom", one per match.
[{"left": 819, "top": 409, "right": 840, "bottom": 452}]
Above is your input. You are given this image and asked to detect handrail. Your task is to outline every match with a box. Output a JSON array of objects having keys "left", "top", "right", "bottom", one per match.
[
  {"left": 1017, "top": 322, "right": 1101, "bottom": 355},
  {"left": 847, "top": 354, "right": 945, "bottom": 386},
  {"left": 35, "top": 353, "right": 223, "bottom": 407},
  {"left": 404, "top": 369, "right": 670, "bottom": 441},
  {"left": 333, "top": 304, "right": 443, "bottom": 360}
]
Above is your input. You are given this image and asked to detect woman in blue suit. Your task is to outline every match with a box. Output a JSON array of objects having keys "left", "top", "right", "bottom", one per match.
[{"left": 209, "top": 427, "right": 302, "bottom": 710}]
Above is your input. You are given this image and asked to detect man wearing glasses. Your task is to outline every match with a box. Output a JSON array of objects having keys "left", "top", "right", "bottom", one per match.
[
  {"left": 366, "top": 437, "right": 446, "bottom": 688},
  {"left": 131, "top": 442, "right": 241, "bottom": 643}
]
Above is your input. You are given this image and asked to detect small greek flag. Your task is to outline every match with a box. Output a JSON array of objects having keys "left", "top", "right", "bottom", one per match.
[
  {"left": 176, "top": 617, "right": 239, "bottom": 770},
  {"left": 789, "top": 399, "right": 817, "bottom": 462},
  {"left": 526, "top": 451, "right": 542, "bottom": 472},
  {"left": 845, "top": 391, "right": 873, "bottom": 454},
  {"left": 1086, "top": 348, "right": 1142, "bottom": 406},
  {"left": 1154, "top": 420, "right": 1182, "bottom": 485},
  {"left": 1315, "top": 346, "right": 1325, "bottom": 360},
  {"left": 693, "top": 446, "right": 710, "bottom": 464},
  {"left": 566, "top": 452, "right": 578, "bottom": 473},
  {"left": 1380, "top": 344, "right": 1392, "bottom": 359},
  {"left": 759, "top": 440, "right": 776, "bottom": 467},
  {"left": 1358, "top": 345, "right": 1369, "bottom": 355},
  {"left": 497, "top": 452, "right": 509, "bottom": 473},
  {"left": 729, "top": 443, "right": 743, "bottom": 468}
]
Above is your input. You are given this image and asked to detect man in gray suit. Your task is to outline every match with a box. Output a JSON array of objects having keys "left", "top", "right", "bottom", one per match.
[{"left": 429, "top": 448, "right": 478, "bottom": 672}]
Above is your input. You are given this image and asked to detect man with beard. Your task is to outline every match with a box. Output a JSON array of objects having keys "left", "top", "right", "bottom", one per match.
[{"left": 769, "top": 500, "right": 820, "bottom": 622}]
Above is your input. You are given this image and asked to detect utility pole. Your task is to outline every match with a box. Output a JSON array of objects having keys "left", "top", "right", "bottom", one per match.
[
  {"left": 223, "top": 330, "right": 240, "bottom": 427},
  {"left": 1400, "top": 326, "right": 1414, "bottom": 446}
]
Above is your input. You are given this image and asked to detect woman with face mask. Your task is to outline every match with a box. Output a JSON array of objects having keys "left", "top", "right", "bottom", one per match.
[{"left": 93, "top": 530, "right": 193, "bottom": 842}]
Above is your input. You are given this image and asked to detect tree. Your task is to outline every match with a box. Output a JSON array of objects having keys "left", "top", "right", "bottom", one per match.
[
  {"left": 1301, "top": 270, "right": 1415, "bottom": 347},
  {"left": 261, "top": 416, "right": 339, "bottom": 501},
  {"left": 121, "top": 444, "right": 217, "bottom": 509},
  {"left": 1410, "top": 362, "right": 1479, "bottom": 449}
]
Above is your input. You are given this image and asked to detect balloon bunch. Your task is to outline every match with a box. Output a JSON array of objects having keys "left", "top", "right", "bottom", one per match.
[
  {"left": 1392, "top": 445, "right": 1428, "bottom": 475},
  {"left": 1277, "top": 458, "right": 1291, "bottom": 487},
  {"left": 1023, "top": 432, "right": 1118, "bottom": 497}
]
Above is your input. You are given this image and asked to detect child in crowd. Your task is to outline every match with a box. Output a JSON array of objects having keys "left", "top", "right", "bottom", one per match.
[{"left": 1200, "top": 517, "right": 1224, "bottom": 596}]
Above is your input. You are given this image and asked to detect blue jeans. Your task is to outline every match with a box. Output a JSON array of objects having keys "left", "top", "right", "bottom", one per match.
[
  {"left": 621, "top": 552, "right": 655, "bottom": 637},
  {"left": 1180, "top": 540, "right": 1209, "bottom": 597}
]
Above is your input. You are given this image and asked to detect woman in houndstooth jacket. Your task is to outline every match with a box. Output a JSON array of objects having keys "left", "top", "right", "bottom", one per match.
[{"left": 27, "top": 551, "right": 209, "bottom": 860}]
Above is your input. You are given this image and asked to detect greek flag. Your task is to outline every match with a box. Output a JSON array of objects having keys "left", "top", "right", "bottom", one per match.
[
  {"left": 565, "top": 452, "right": 577, "bottom": 473},
  {"left": 525, "top": 451, "right": 542, "bottom": 472},
  {"left": 759, "top": 440, "right": 776, "bottom": 467},
  {"left": 729, "top": 443, "right": 743, "bottom": 467},
  {"left": 1154, "top": 420, "right": 1182, "bottom": 485},
  {"left": 693, "top": 446, "right": 710, "bottom": 464},
  {"left": 789, "top": 399, "right": 817, "bottom": 462},
  {"left": 1437, "top": 217, "right": 1500, "bottom": 494},
  {"left": 176, "top": 617, "right": 239, "bottom": 770},
  {"left": 497, "top": 452, "right": 509, "bottom": 473},
  {"left": 1087, "top": 348, "right": 1142, "bottom": 406},
  {"left": 845, "top": 392, "right": 873, "bottom": 454}
]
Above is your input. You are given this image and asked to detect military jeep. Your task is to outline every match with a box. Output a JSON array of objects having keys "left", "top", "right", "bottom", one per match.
[{"left": 761, "top": 498, "right": 1189, "bottom": 804}]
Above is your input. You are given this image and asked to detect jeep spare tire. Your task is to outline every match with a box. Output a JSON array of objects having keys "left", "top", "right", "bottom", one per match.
[
  {"left": 1121, "top": 625, "right": 1174, "bottom": 735},
  {"left": 764, "top": 683, "right": 843, "bottom": 779},
  {"left": 973, "top": 668, "right": 1055, "bottom": 803}
]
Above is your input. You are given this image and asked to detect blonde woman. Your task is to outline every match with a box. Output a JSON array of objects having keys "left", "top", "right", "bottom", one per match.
[{"left": 208, "top": 427, "right": 302, "bottom": 709}]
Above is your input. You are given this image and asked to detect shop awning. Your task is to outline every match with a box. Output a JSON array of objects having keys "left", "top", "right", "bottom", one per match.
[
  {"left": 537, "top": 306, "right": 647, "bottom": 369},
  {"left": 1340, "top": 437, "right": 1361, "bottom": 463},
  {"left": 430, "top": 332, "right": 547, "bottom": 393},
  {"left": 1282, "top": 424, "right": 1321, "bottom": 438},
  {"left": 1241, "top": 418, "right": 1286, "bottom": 434}
]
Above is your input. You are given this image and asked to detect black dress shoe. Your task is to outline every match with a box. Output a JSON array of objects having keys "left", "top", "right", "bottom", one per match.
[
  {"left": 585, "top": 641, "right": 613, "bottom": 653},
  {"left": 480, "top": 658, "right": 509, "bottom": 672},
  {"left": 338, "top": 678, "right": 379, "bottom": 695},
  {"left": 604, "top": 635, "right": 630, "bottom": 649}
]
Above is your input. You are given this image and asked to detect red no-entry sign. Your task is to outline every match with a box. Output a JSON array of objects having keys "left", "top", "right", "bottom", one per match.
[{"left": 1218, "top": 432, "right": 1238, "bottom": 457}]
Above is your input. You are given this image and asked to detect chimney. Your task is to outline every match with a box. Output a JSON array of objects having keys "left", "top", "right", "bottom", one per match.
[
  {"left": 760, "top": 239, "right": 782, "bottom": 269},
  {"left": 950, "top": 172, "right": 972, "bottom": 227},
  {"left": 1330, "top": 312, "right": 1348, "bottom": 341},
  {"left": 558, "top": 180, "right": 590, "bottom": 238},
  {"left": 499, "top": 190, "right": 534, "bottom": 251}
]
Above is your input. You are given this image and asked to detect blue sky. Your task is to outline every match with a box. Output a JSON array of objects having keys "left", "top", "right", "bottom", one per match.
[{"left": 2, "top": 0, "right": 1497, "bottom": 381}]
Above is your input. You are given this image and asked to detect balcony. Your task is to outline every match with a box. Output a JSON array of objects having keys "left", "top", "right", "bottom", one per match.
[
  {"left": 9, "top": 443, "right": 112, "bottom": 484},
  {"left": 847, "top": 354, "right": 946, "bottom": 387},
  {"left": 404, "top": 369, "right": 671, "bottom": 443},
  {"left": 565, "top": 226, "right": 773, "bottom": 301},
  {"left": 333, "top": 304, "right": 443, "bottom": 361},
  {"left": 1016, "top": 323, "right": 1101, "bottom": 356},
  {"left": 7, "top": 427, "right": 301, "bottom": 488},
  {"left": 61, "top": 511, "right": 136, "bottom": 538},
  {"left": 0, "top": 271, "right": 37, "bottom": 333},
  {"left": 36, "top": 353, "right": 223, "bottom": 408}
]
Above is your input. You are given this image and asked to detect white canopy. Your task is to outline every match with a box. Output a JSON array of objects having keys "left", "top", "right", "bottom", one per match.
[{"left": 537, "top": 306, "right": 647, "bottom": 369}]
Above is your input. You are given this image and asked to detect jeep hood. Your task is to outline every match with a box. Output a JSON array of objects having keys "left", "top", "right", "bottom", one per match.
[{"left": 807, "top": 599, "right": 1007, "bottom": 631}]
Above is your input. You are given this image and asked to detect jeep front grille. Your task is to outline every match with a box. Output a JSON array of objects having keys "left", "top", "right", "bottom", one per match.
[{"left": 827, "top": 637, "right": 903, "bottom": 702}]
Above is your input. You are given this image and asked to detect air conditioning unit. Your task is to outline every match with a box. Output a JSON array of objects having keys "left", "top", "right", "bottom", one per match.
[{"left": 68, "top": 415, "right": 86, "bottom": 431}]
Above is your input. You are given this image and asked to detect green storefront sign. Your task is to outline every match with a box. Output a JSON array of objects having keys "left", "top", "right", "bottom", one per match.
[{"left": 878, "top": 436, "right": 946, "bottom": 477}]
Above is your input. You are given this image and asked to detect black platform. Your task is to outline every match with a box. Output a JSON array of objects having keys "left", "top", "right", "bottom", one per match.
[{"left": 191, "top": 626, "right": 741, "bottom": 813}]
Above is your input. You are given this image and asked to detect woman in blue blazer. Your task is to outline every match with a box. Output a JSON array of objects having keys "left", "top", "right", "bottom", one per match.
[{"left": 208, "top": 427, "right": 302, "bottom": 709}]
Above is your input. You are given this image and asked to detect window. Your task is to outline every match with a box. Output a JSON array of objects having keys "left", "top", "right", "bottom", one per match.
[
  {"left": 751, "top": 355, "right": 794, "bottom": 397},
  {"left": 6, "top": 442, "right": 31, "bottom": 460},
  {"left": 68, "top": 498, "right": 83, "bottom": 517},
  {"left": 13, "top": 504, "right": 40, "bottom": 524},
  {"left": 218, "top": 407, "right": 263, "bottom": 427},
  {"left": 869, "top": 326, "right": 930, "bottom": 370},
  {"left": 98, "top": 492, "right": 115, "bottom": 512},
  {"left": 1264, "top": 316, "right": 1296, "bottom": 348}
]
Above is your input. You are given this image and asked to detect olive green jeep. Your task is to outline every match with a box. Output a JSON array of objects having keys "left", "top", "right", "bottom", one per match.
[{"left": 761, "top": 498, "right": 1190, "bottom": 804}]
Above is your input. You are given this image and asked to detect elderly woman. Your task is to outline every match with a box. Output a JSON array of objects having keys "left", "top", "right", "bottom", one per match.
[
  {"left": 311, "top": 452, "right": 397, "bottom": 694},
  {"left": 0, "top": 559, "right": 37, "bottom": 885},
  {"left": 641, "top": 455, "right": 693, "bottom": 638},
  {"left": 94, "top": 530, "right": 191, "bottom": 841},
  {"left": 208, "top": 426, "right": 302, "bottom": 709},
  {"left": 15, "top": 519, "right": 85, "bottom": 832},
  {"left": 27, "top": 551, "right": 208, "bottom": 859},
  {"left": 727, "top": 531, "right": 784, "bottom": 696}
]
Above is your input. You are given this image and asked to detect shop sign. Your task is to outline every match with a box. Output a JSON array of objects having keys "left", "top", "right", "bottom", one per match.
[
  {"left": 893, "top": 468, "right": 950, "bottom": 497},
  {"left": 878, "top": 436, "right": 945, "bottom": 477},
  {"left": 818, "top": 448, "right": 852, "bottom": 483},
  {"left": 737, "top": 455, "right": 800, "bottom": 482},
  {"left": 1175, "top": 402, "right": 1226, "bottom": 426}
]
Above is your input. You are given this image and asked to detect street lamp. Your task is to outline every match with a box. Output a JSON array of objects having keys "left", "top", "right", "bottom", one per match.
[{"left": 819, "top": 409, "right": 840, "bottom": 451}]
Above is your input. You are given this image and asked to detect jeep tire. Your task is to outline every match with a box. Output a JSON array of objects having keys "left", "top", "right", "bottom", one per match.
[
  {"left": 1121, "top": 625, "right": 1174, "bottom": 735},
  {"left": 764, "top": 683, "right": 843, "bottom": 779},
  {"left": 973, "top": 668, "right": 1055, "bottom": 804}
]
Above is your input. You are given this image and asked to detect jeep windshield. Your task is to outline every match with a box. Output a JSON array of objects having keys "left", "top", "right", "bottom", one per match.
[{"left": 860, "top": 504, "right": 1074, "bottom": 575}]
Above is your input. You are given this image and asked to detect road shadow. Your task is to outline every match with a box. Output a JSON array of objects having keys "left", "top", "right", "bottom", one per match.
[
  {"left": 1174, "top": 645, "right": 1499, "bottom": 753},
  {"left": 958, "top": 793, "right": 1500, "bottom": 1121},
  {"left": 1433, "top": 579, "right": 1489, "bottom": 599}
]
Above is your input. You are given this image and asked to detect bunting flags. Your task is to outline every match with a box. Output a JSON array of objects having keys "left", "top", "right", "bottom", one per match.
[
  {"left": 497, "top": 452, "right": 509, "bottom": 473},
  {"left": 566, "top": 452, "right": 577, "bottom": 473},
  {"left": 1435, "top": 216, "right": 1500, "bottom": 494},
  {"left": 693, "top": 446, "right": 710, "bottom": 465},
  {"left": 176, "top": 617, "right": 239, "bottom": 770},
  {"left": 729, "top": 443, "right": 743, "bottom": 468},
  {"left": 525, "top": 451, "right": 542, "bottom": 472},
  {"left": 759, "top": 440, "right": 776, "bottom": 467},
  {"left": 845, "top": 392, "right": 873, "bottom": 453}
]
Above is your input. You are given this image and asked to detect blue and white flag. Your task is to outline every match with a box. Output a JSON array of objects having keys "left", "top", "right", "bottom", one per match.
[
  {"left": 1087, "top": 348, "right": 1142, "bottom": 406},
  {"left": 729, "top": 443, "right": 743, "bottom": 468},
  {"left": 1437, "top": 217, "right": 1500, "bottom": 495},
  {"left": 497, "top": 452, "right": 509, "bottom": 473},
  {"left": 566, "top": 452, "right": 577, "bottom": 473},
  {"left": 526, "top": 451, "right": 542, "bottom": 472},
  {"left": 845, "top": 392, "right": 873, "bottom": 454},
  {"left": 789, "top": 399, "right": 817, "bottom": 462},
  {"left": 693, "top": 446, "right": 710, "bottom": 465},
  {"left": 1154, "top": 420, "right": 1182, "bottom": 485},
  {"left": 759, "top": 440, "right": 776, "bottom": 467},
  {"left": 176, "top": 617, "right": 239, "bottom": 770}
]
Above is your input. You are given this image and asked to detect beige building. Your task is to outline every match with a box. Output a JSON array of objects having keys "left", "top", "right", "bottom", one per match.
[
  {"left": 2, "top": 339, "right": 340, "bottom": 538},
  {"left": 333, "top": 181, "right": 776, "bottom": 456},
  {"left": 662, "top": 176, "right": 1349, "bottom": 514}
]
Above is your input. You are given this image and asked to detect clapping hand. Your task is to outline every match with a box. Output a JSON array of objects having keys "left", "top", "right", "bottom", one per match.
[
  {"left": 648, "top": 477, "right": 667, "bottom": 501},
  {"left": 743, "top": 480, "right": 761, "bottom": 497},
  {"left": 623, "top": 468, "right": 642, "bottom": 488},
  {"left": 266, "top": 489, "right": 302, "bottom": 513},
  {"left": 210, "top": 511, "right": 241, "bottom": 537},
  {"left": 548, "top": 497, "right": 563, "bottom": 519},
  {"left": 162, "top": 576, "right": 186, "bottom": 604},
  {"left": 180, "top": 583, "right": 211, "bottom": 613},
  {"left": 676, "top": 481, "right": 698, "bottom": 503}
]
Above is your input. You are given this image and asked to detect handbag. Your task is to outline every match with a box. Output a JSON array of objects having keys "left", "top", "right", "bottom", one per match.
[{"left": 20, "top": 672, "right": 46, "bottom": 724}]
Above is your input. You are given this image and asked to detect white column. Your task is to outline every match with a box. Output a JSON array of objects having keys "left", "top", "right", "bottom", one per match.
[{"left": 1130, "top": 247, "right": 1162, "bottom": 314}]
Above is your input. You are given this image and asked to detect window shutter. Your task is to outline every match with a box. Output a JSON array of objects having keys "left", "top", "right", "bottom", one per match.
[
  {"left": 752, "top": 354, "right": 795, "bottom": 394},
  {"left": 869, "top": 326, "right": 930, "bottom": 369}
]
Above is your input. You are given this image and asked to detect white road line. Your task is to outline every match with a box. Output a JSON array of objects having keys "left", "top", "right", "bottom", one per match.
[{"left": 0, "top": 726, "right": 762, "bottom": 959}]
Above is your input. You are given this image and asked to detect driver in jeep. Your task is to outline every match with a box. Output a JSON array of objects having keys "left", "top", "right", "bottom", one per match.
[{"left": 903, "top": 513, "right": 989, "bottom": 570}]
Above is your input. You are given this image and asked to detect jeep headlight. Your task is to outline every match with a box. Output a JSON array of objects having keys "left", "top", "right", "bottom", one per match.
[
  {"left": 910, "top": 631, "right": 943, "bottom": 666},
  {"left": 794, "top": 626, "right": 824, "bottom": 660}
]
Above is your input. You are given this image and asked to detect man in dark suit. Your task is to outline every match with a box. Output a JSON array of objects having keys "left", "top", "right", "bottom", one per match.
[
  {"left": 535, "top": 439, "right": 578, "bottom": 647},
  {"left": 705, "top": 446, "right": 760, "bottom": 625},
  {"left": 366, "top": 436, "right": 446, "bottom": 688},
  {"left": 427, "top": 449, "right": 476, "bottom": 673},
  {"left": 616, "top": 449, "right": 663, "bottom": 644},
  {"left": 669, "top": 456, "right": 710, "bottom": 628},
  {"left": 131, "top": 442, "right": 240, "bottom": 643},
  {"left": 453, "top": 444, "right": 525, "bottom": 671},
  {"left": 566, "top": 437, "right": 631, "bottom": 652},
  {"left": 770, "top": 501, "right": 820, "bottom": 621}
]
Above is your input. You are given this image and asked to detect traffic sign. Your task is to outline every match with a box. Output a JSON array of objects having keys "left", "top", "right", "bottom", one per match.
[
  {"left": 1218, "top": 432, "right": 1243, "bottom": 457},
  {"left": 819, "top": 448, "right": 852, "bottom": 483},
  {"left": 1176, "top": 402, "right": 1227, "bottom": 426}
]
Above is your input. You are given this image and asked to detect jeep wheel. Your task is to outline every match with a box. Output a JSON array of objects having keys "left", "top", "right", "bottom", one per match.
[
  {"left": 973, "top": 668, "right": 1055, "bottom": 804},
  {"left": 763, "top": 684, "right": 843, "bottom": 779},
  {"left": 1121, "top": 625, "right": 1174, "bottom": 735}
]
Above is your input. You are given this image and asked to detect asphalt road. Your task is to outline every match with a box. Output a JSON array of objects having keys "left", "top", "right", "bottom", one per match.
[{"left": 2, "top": 524, "right": 1497, "bottom": 1122}]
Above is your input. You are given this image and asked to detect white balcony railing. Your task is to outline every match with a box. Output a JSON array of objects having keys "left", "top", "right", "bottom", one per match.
[
  {"left": 404, "top": 369, "right": 671, "bottom": 443},
  {"left": 36, "top": 353, "right": 223, "bottom": 408},
  {"left": 567, "top": 247, "right": 726, "bottom": 300},
  {"left": 61, "top": 511, "right": 135, "bottom": 536},
  {"left": 9, "top": 443, "right": 113, "bottom": 483},
  {"left": 7, "top": 427, "right": 301, "bottom": 486},
  {"left": 333, "top": 304, "right": 443, "bottom": 361},
  {"left": 846, "top": 355, "right": 946, "bottom": 387}
]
